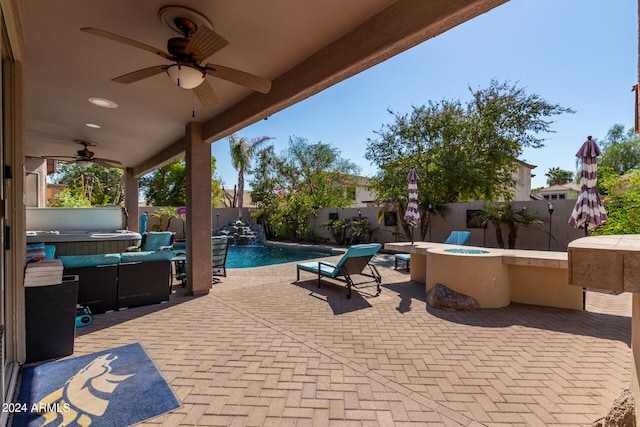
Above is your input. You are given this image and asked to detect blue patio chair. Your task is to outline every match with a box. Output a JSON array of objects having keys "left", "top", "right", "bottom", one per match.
[
  {"left": 296, "top": 243, "right": 382, "bottom": 299},
  {"left": 394, "top": 253, "right": 411, "bottom": 270},
  {"left": 212, "top": 236, "right": 231, "bottom": 282},
  {"left": 444, "top": 230, "right": 471, "bottom": 245},
  {"left": 393, "top": 230, "right": 471, "bottom": 270},
  {"left": 127, "top": 231, "right": 174, "bottom": 252}
]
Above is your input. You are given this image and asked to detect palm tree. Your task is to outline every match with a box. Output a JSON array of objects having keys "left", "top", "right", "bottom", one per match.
[
  {"left": 545, "top": 167, "right": 574, "bottom": 186},
  {"left": 480, "top": 202, "right": 542, "bottom": 249},
  {"left": 228, "top": 134, "right": 272, "bottom": 220}
]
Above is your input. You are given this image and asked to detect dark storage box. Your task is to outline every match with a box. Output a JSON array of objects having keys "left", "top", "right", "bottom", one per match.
[{"left": 25, "top": 276, "right": 79, "bottom": 363}]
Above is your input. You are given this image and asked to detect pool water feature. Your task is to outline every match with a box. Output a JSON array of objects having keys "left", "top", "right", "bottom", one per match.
[{"left": 226, "top": 244, "right": 333, "bottom": 268}]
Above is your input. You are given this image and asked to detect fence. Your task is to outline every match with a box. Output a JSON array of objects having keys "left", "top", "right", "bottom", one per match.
[{"left": 139, "top": 199, "right": 587, "bottom": 251}]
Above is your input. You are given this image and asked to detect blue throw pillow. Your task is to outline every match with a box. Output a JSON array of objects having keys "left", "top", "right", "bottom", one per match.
[
  {"left": 26, "top": 243, "right": 45, "bottom": 261},
  {"left": 44, "top": 245, "right": 56, "bottom": 259}
]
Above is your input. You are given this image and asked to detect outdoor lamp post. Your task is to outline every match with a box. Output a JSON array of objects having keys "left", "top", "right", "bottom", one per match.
[
  {"left": 358, "top": 209, "right": 362, "bottom": 221},
  {"left": 547, "top": 202, "right": 555, "bottom": 250},
  {"left": 428, "top": 204, "right": 433, "bottom": 241},
  {"left": 216, "top": 211, "right": 220, "bottom": 231}
]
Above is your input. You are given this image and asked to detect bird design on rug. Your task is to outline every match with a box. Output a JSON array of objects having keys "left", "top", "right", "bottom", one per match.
[{"left": 36, "top": 353, "right": 134, "bottom": 426}]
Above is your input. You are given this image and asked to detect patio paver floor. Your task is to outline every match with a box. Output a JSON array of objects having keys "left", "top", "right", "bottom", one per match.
[{"left": 72, "top": 254, "right": 632, "bottom": 426}]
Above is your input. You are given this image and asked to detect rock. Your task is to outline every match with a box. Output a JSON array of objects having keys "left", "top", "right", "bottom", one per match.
[
  {"left": 427, "top": 283, "right": 480, "bottom": 311},
  {"left": 593, "top": 387, "right": 635, "bottom": 427}
]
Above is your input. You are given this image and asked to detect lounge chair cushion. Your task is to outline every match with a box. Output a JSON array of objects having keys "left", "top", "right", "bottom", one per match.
[
  {"left": 394, "top": 253, "right": 410, "bottom": 261},
  {"left": 335, "top": 243, "right": 382, "bottom": 267},
  {"left": 297, "top": 261, "right": 340, "bottom": 278},
  {"left": 444, "top": 231, "right": 471, "bottom": 245},
  {"left": 59, "top": 253, "right": 121, "bottom": 269}
]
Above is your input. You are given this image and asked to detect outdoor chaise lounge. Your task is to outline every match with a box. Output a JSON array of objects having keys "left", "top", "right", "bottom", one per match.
[
  {"left": 296, "top": 243, "right": 382, "bottom": 299},
  {"left": 394, "top": 230, "right": 472, "bottom": 270}
]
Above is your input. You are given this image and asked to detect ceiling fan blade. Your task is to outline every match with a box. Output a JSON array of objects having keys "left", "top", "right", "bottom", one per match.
[
  {"left": 40, "top": 156, "right": 78, "bottom": 161},
  {"left": 93, "top": 158, "right": 124, "bottom": 168},
  {"left": 193, "top": 80, "right": 218, "bottom": 106},
  {"left": 81, "top": 27, "right": 173, "bottom": 60},
  {"left": 204, "top": 64, "right": 271, "bottom": 94},
  {"left": 185, "top": 26, "right": 229, "bottom": 62},
  {"left": 112, "top": 66, "right": 167, "bottom": 84}
]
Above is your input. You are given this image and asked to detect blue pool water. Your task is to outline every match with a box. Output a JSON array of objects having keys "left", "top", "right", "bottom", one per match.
[{"left": 226, "top": 244, "right": 333, "bottom": 268}]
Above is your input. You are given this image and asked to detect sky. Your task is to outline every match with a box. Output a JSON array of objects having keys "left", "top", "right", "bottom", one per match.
[{"left": 211, "top": 0, "right": 637, "bottom": 191}]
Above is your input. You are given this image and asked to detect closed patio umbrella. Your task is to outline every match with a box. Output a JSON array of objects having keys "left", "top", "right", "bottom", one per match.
[
  {"left": 403, "top": 167, "right": 420, "bottom": 244},
  {"left": 569, "top": 136, "right": 608, "bottom": 235}
]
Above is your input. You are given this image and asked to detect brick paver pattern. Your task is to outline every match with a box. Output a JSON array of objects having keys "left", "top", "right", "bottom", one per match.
[{"left": 73, "top": 254, "right": 631, "bottom": 426}]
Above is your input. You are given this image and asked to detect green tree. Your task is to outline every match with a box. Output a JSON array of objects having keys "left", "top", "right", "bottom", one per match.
[
  {"left": 365, "top": 80, "right": 572, "bottom": 240},
  {"left": 594, "top": 170, "right": 640, "bottom": 235},
  {"left": 545, "top": 167, "right": 574, "bottom": 185},
  {"left": 140, "top": 157, "right": 223, "bottom": 207},
  {"left": 50, "top": 163, "right": 124, "bottom": 205},
  {"left": 228, "top": 134, "right": 272, "bottom": 220},
  {"left": 251, "top": 137, "right": 360, "bottom": 241},
  {"left": 150, "top": 207, "right": 179, "bottom": 231},
  {"left": 480, "top": 202, "right": 542, "bottom": 249},
  {"left": 49, "top": 187, "right": 92, "bottom": 207},
  {"left": 598, "top": 124, "right": 640, "bottom": 175}
]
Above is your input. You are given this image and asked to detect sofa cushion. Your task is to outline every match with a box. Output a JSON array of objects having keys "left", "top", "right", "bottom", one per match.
[
  {"left": 143, "top": 232, "right": 173, "bottom": 251},
  {"left": 59, "top": 253, "right": 121, "bottom": 269},
  {"left": 120, "top": 250, "right": 172, "bottom": 264}
]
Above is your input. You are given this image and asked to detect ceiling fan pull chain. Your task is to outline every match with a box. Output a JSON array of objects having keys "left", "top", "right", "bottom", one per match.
[{"left": 192, "top": 91, "right": 195, "bottom": 118}]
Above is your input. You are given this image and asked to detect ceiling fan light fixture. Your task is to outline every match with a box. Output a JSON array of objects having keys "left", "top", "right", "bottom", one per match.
[
  {"left": 166, "top": 64, "right": 205, "bottom": 89},
  {"left": 77, "top": 160, "right": 93, "bottom": 169}
]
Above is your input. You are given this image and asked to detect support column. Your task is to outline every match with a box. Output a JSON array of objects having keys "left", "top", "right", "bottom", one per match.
[
  {"left": 124, "top": 168, "right": 139, "bottom": 231},
  {"left": 185, "top": 122, "right": 212, "bottom": 295}
]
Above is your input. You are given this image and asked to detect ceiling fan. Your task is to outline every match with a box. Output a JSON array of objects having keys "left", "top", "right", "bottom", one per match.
[
  {"left": 80, "top": 8, "right": 272, "bottom": 106},
  {"left": 43, "top": 140, "right": 123, "bottom": 168}
]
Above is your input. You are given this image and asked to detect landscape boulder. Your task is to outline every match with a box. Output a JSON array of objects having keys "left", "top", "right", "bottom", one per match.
[
  {"left": 427, "top": 283, "right": 480, "bottom": 311},
  {"left": 593, "top": 387, "right": 635, "bottom": 427}
]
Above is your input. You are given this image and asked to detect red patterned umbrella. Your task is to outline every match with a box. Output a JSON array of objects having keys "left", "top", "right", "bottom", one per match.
[
  {"left": 403, "top": 167, "right": 420, "bottom": 243},
  {"left": 568, "top": 136, "right": 608, "bottom": 234}
]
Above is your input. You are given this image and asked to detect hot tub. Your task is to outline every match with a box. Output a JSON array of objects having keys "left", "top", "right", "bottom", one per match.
[
  {"left": 26, "top": 230, "right": 142, "bottom": 256},
  {"left": 26, "top": 207, "right": 142, "bottom": 256},
  {"left": 426, "top": 247, "right": 510, "bottom": 308}
]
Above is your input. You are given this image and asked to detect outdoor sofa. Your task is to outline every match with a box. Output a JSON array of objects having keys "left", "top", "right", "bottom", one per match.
[{"left": 58, "top": 250, "right": 172, "bottom": 313}]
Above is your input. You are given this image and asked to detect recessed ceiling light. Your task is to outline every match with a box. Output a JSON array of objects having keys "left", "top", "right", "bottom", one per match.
[
  {"left": 85, "top": 123, "right": 101, "bottom": 129},
  {"left": 88, "top": 97, "right": 118, "bottom": 108}
]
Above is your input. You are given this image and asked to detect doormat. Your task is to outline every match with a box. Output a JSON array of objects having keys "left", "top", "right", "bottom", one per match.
[{"left": 13, "top": 342, "right": 181, "bottom": 426}]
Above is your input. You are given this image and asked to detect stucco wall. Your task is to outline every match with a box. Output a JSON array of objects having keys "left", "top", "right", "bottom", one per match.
[{"left": 141, "top": 199, "right": 586, "bottom": 251}]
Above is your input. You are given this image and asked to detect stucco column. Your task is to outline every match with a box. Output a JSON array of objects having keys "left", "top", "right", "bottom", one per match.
[
  {"left": 124, "top": 168, "right": 139, "bottom": 232},
  {"left": 185, "top": 122, "right": 212, "bottom": 295}
]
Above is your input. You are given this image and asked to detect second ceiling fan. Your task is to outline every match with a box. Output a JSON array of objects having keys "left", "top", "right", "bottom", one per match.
[{"left": 81, "top": 7, "right": 271, "bottom": 106}]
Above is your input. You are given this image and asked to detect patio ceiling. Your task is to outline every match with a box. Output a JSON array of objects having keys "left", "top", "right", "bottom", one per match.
[{"left": 20, "top": 0, "right": 507, "bottom": 178}]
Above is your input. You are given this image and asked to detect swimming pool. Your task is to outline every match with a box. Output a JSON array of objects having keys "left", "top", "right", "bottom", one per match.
[{"left": 226, "top": 244, "right": 333, "bottom": 268}]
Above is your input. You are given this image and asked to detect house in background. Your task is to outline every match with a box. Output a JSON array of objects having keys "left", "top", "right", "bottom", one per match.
[
  {"left": 222, "top": 189, "right": 255, "bottom": 209},
  {"left": 348, "top": 176, "right": 377, "bottom": 207},
  {"left": 495, "top": 160, "right": 537, "bottom": 201},
  {"left": 533, "top": 182, "right": 580, "bottom": 201}
]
